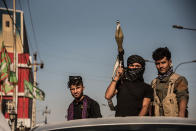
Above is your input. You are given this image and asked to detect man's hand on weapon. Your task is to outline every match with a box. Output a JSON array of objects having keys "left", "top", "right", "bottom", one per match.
[{"left": 113, "top": 66, "right": 124, "bottom": 81}]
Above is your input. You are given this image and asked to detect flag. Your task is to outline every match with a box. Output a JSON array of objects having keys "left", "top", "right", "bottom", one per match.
[
  {"left": 9, "top": 71, "right": 18, "bottom": 84},
  {"left": 24, "top": 80, "right": 45, "bottom": 101},
  {"left": 24, "top": 80, "right": 34, "bottom": 99},
  {"left": 0, "top": 42, "right": 16, "bottom": 94},
  {"left": 3, "top": 79, "right": 14, "bottom": 94},
  {"left": 0, "top": 42, "right": 11, "bottom": 81}
]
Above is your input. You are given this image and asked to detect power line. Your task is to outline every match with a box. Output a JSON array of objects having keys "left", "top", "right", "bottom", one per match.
[
  {"left": 26, "top": 0, "right": 42, "bottom": 61},
  {"left": 17, "top": 0, "right": 36, "bottom": 56},
  {"left": 18, "top": 0, "right": 43, "bottom": 84},
  {"left": 18, "top": 0, "right": 40, "bottom": 61}
]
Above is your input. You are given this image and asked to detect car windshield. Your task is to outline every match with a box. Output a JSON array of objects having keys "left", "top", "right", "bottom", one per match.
[{"left": 48, "top": 124, "right": 196, "bottom": 131}]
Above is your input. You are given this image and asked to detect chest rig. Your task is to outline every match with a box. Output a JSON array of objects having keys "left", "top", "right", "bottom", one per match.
[{"left": 152, "top": 73, "right": 180, "bottom": 116}]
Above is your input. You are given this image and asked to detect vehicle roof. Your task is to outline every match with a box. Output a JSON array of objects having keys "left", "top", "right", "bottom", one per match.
[{"left": 32, "top": 117, "right": 196, "bottom": 131}]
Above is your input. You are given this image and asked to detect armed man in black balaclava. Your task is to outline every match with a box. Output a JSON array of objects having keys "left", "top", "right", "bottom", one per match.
[{"left": 105, "top": 54, "right": 153, "bottom": 116}]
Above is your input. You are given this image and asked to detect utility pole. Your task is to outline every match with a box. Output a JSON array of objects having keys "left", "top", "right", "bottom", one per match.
[
  {"left": 31, "top": 52, "right": 44, "bottom": 128},
  {"left": 42, "top": 106, "right": 51, "bottom": 124},
  {"left": 11, "top": 0, "right": 17, "bottom": 131},
  {"left": 31, "top": 53, "right": 37, "bottom": 128}
]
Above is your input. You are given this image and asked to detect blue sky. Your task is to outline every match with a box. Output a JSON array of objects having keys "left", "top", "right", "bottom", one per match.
[{"left": 1, "top": 0, "right": 196, "bottom": 123}]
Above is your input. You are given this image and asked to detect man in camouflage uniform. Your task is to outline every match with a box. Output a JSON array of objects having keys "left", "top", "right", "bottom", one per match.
[{"left": 152, "top": 47, "right": 189, "bottom": 117}]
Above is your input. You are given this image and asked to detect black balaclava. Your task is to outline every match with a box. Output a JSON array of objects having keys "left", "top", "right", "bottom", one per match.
[{"left": 123, "top": 55, "right": 145, "bottom": 81}]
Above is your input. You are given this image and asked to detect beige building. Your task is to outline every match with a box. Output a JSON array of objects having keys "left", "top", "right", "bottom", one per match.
[{"left": 0, "top": 8, "right": 26, "bottom": 53}]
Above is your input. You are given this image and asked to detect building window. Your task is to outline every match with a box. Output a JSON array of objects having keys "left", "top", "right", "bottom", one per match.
[{"left": 6, "top": 21, "right": 10, "bottom": 27}]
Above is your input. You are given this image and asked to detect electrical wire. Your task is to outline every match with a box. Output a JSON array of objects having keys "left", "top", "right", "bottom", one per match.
[
  {"left": 17, "top": 0, "right": 36, "bottom": 62},
  {"left": 18, "top": 0, "right": 38, "bottom": 60},
  {"left": 26, "top": 0, "right": 42, "bottom": 61}
]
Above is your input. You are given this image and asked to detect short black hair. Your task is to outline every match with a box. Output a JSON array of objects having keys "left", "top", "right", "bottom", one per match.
[
  {"left": 67, "top": 76, "right": 83, "bottom": 88},
  {"left": 152, "top": 47, "right": 171, "bottom": 61}
]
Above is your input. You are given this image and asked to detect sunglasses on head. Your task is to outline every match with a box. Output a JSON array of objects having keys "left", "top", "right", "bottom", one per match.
[{"left": 69, "top": 76, "right": 82, "bottom": 82}]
